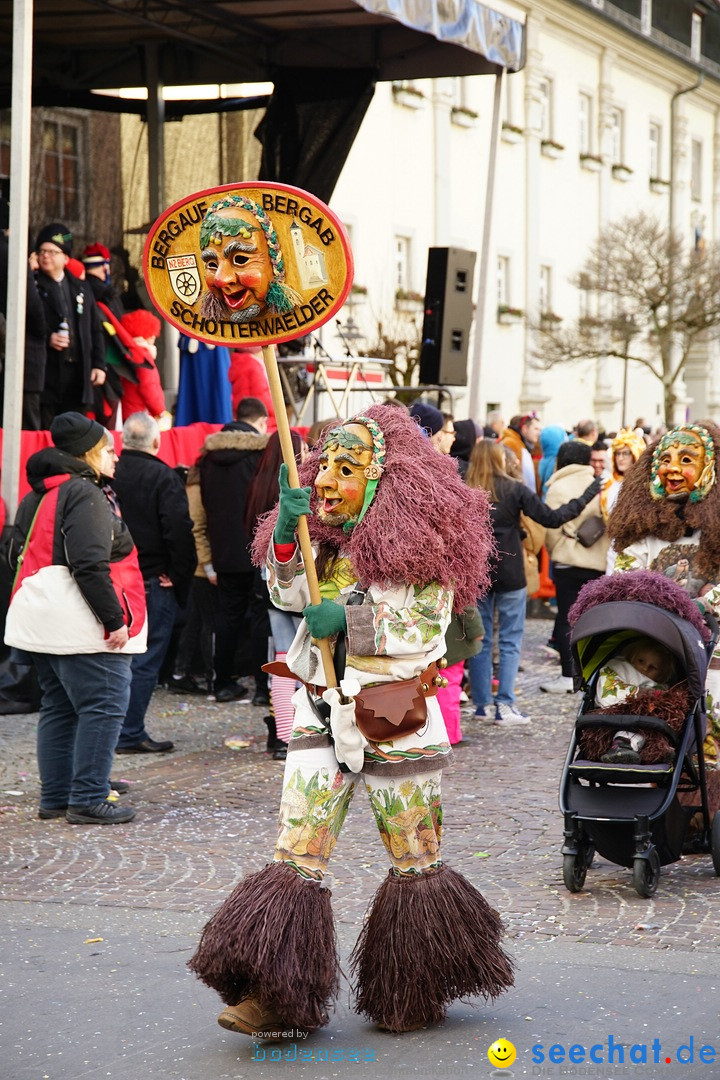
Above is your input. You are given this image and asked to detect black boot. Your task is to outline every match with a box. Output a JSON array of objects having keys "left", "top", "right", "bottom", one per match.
[
  {"left": 263, "top": 715, "right": 278, "bottom": 753},
  {"left": 273, "top": 741, "right": 288, "bottom": 761}
]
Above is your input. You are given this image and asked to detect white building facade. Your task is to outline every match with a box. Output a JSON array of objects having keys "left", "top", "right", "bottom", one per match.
[{"left": 324, "top": 0, "right": 720, "bottom": 432}]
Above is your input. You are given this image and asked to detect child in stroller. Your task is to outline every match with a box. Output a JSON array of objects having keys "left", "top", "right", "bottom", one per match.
[{"left": 597, "top": 637, "right": 677, "bottom": 764}]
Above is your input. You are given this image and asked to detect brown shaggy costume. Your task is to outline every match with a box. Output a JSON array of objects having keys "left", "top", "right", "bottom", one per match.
[
  {"left": 253, "top": 403, "right": 495, "bottom": 612},
  {"left": 608, "top": 420, "right": 720, "bottom": 582},
  {"left": 578, "top": 682, "right": 691, "bottom": 764},
  {"left": 189, "top": 404, "right": 513, "bottom": 1034}
]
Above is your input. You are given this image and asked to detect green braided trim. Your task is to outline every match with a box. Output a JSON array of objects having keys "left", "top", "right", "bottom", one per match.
[{"left": 199, "top": 194, "right": 286, "bottom": 283}]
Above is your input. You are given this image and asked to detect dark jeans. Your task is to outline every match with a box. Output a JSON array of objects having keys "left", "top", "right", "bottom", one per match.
[
  {"left": 213, "top": 570, "right": 254, "bottom": 690},
  {"left": 175, "top": 577, "right": 220, "bottom": 685},
  {"left": 117, "top": 578, "right": 178, "bottom": 747},
  {"left": 554, "top": 565, "right": 604, "bottom": 677},
  {"left": 34, "top": 651, "right": 132, "bottom": 810}
]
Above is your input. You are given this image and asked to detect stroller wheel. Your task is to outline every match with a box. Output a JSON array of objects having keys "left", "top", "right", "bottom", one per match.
[
  {"left": 711, "top": 811, "right": 720, "bottom": 876},
  {"left": 632, "top": 848, "right": 660, "bottom": 898},
  {"left": 563, "top": 851, "right": 588, "bottom": 893}
]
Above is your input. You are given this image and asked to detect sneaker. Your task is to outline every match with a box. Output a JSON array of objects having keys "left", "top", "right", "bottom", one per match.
[
  {"left": 601, "top": 738, "right": 641, "bottom": 765},
  {"left": 539, "top": 675, "right": 575, "bottom": 694},
  {"left": 494, "top": 703, "right": 531, "bottom": 726},
  {"left": 473, "top": 705, "right": 490, "bottom": 720},
  {"left": 38, "top": 806, "right": 67, "bottom": 820},
  {"left": 66, "top": 800, "right": 136, "bottom": 824}
]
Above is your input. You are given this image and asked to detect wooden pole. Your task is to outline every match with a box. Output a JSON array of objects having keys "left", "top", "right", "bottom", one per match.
[{"left": 261, "top": 343, "right": 337, "bottom": 689}]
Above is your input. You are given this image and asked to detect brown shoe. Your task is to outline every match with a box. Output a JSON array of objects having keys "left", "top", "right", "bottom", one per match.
[{"left": 217, "top": 996, "right": 287, "bottom": 1037}]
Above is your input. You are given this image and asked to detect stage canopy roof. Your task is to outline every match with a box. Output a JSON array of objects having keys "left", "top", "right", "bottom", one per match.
[{"left": 0, "top": 0, "right": 525, "bottom": 110}]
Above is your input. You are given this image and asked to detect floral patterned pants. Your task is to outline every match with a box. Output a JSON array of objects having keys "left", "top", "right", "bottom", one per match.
[{"left": 273, "top": 744, "right": 443, "bottom": 881}]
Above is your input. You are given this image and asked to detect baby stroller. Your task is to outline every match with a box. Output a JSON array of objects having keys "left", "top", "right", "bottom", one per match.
[{"left": 559, "top": 573, "right": 720, "bottom": 898}]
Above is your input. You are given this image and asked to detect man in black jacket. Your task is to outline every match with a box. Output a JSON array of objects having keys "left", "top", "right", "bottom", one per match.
[
  {"left": 112, "top": 412, "right": 197, "bottom": 752},
  {"left": 33, "top": 222, "right": 107, "bottom": 427},
  {"left": 199, "top": 396, "right": 269, "bottom": 702}
]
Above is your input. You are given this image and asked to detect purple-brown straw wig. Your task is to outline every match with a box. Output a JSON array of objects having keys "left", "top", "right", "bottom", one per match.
[
  {"left": 608, "top": 420, "right": 720, "bottom": 582},
  {"left": 568, "top": 569, "right": 710, "bottom": 641},
  {"left": 252, "top": 404, "right": 494, "bottom": 611}
]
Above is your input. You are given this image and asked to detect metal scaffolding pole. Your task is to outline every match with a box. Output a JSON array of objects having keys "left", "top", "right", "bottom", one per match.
[{"left": 2, "top": 0, "right": 33, "bottom": 524}]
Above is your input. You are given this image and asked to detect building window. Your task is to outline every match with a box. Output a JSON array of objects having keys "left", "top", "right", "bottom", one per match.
[
  {"left": 691, "top": 12, "right": 702, "bottom": 63},
  {"left": 641, "top": 0, "right": 652, "bottom": 35},
  {"left": 539, "top": 265, "right": 552, "bottom": 314},
  {"left": 691, "top": 139, "right": 702, "bottom": 201},
  {"left": 609, "top": 108, "right": 624, "bottom": 165},
  {"left": 538, "top": 78, "right": 552, "bottom": 140},
  {"left": 497, "top": 255, "right": 510, "bottom": 307},
  {"left": 579, "top": 93, "right": 592, "bottom": 155},
  {"left": 450, "top": 77, "right": 469, "bottom": 109},
  {"left": 649, "top": 122, "right": 661, "bottom": 178},
  {"left": 394, "top": 235, "right": 411, "bottom": 292},
  {"left": 43, "top": 117, "right": 82, "bottom": 223}
]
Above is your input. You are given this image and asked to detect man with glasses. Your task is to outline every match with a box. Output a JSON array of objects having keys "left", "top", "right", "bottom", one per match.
[{"left": 34, "top": 222, "right": 106, "bottom": 428}]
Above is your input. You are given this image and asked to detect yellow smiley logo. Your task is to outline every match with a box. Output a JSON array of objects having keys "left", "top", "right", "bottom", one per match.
[{"left": 488, "top": 1039, "right": 517, "bottom": 1068}]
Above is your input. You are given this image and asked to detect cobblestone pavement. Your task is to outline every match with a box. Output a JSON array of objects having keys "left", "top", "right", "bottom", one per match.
[{"left": 1, "top": 617, "right": 718, "bottom": 953}]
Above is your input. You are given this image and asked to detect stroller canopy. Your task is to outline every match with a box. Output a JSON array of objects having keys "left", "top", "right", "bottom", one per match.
[{"left": 570, "top": 600, "right": 709, "bottom": 700}]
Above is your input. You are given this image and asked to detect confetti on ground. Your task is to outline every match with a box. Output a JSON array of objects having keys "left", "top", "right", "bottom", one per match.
[{"left": 83, "top": 937, "right": 104, "bottom": 944}]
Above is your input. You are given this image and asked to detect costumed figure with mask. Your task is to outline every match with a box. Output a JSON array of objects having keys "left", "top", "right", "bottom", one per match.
[
  {"left": 189, "top": 404, "right": 514, "bottom": 1036},
  {"left": 609, "top": 422, "right": 720, "bottom": 764},
  {"left": 600, "top": 427, "right": 646, "bottom": 574}
]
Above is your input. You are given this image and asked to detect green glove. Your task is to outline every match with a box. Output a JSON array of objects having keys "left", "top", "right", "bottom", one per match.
[
  {"left": 274, "top": 463, "right": 312, "bottom": 544},
  {"left": 303, "top": 599, "right": 347, "bottom": 639}
]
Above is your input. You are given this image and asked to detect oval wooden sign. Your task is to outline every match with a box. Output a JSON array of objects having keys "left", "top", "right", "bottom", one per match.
[{"left": 143, "top": 182, "right": 354, "bottom": 346}]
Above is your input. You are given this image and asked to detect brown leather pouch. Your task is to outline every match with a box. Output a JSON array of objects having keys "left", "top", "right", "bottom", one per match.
[{"left": 353, "top": 663, "right": 438, "bottom": 742}]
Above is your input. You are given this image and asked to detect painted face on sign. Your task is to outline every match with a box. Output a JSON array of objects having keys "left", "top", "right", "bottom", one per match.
[
  {"left": 656, "top": 431, "right": 706, "bottom": 500},
  {"left": 199, "top": 207, "right": 273, "bottom": 323},
  {"left": 315, "top": 424, "right": 374, "bottom": 526}
]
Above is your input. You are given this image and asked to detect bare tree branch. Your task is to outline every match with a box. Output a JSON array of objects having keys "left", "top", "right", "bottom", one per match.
[{"left": 532, "top": 212, "right": 720, "bottom": 417}]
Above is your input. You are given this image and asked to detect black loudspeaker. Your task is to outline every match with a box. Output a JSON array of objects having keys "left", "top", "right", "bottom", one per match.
[{"left": 419, "top": 247, "right": 476, "bottom": 386}]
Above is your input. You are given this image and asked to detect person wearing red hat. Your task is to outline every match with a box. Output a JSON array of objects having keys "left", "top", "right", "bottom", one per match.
[{"left": 118, "top": 309, "right": 168, "bottom": 424}]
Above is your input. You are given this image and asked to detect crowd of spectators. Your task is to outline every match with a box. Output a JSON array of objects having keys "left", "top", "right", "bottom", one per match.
[{"left": 0, "top": 213, "right": 678, "bottom": 818}]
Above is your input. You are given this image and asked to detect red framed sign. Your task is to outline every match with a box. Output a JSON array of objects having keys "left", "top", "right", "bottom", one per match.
[{"left": 143, "top": 182, "right": 354, "bottom": 346}]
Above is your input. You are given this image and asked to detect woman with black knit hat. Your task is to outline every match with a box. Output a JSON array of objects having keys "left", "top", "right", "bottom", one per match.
[{"left": 5, "top": 412, "right": 147, "bottom": 824}]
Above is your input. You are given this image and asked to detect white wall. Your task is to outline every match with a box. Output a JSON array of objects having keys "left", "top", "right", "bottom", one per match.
[{"left": 321, "top": 0, "right": 720, "bottom": 434}]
